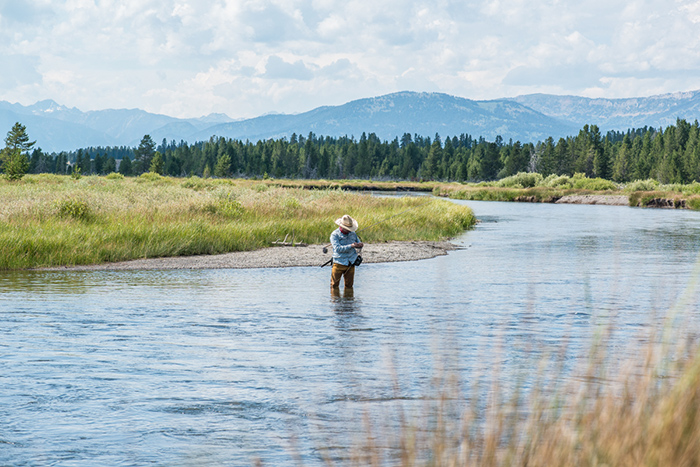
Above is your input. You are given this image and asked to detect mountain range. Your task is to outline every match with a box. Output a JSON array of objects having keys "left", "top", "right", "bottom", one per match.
[{"left": 3, "top": 90, "right": 700, "bottom": 153}]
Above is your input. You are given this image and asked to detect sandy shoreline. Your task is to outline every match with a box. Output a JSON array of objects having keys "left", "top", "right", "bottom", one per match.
[{"left": 42, "top": 241, "right": 461, "bottom": 271}]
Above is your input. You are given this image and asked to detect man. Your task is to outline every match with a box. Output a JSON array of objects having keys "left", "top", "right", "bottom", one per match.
[{"left": 330, "top": 214, "right": 363, "bottom": 289}]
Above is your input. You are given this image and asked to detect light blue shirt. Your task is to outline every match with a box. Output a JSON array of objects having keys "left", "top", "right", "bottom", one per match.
[{"left": 330, "top": 228, "right": 360, "bottom": 266}]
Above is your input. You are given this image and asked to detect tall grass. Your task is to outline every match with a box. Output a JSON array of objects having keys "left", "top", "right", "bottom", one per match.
[
  {"left": 302, "top": 322, "right": 700, "bottom": 467},
  {"left": 308, "top": 281, "right": 700, "bottom": 467},
  {"left": 0, "top": 174, "right": 475, "bottom": 269}
]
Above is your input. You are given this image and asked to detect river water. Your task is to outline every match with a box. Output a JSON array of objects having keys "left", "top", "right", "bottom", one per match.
[{"left": 2, "top": 200, "right": 700, "bottom": 466}]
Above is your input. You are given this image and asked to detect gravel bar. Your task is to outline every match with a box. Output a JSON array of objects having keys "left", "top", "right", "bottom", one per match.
[
  {"left": 42, "top": 241, "right": 460, "bottom": 271},
  {"left": 555, "top": 194, "right": 629, "bottom": 206}
]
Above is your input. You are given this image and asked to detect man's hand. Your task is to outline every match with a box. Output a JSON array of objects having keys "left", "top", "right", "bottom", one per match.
[{"left": 351, "top": 242, "right": 363, "bottom": 248}]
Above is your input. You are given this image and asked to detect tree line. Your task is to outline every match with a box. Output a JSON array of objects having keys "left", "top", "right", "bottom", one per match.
[{"left": 6, "top": 118, "right": 700, "bottom": 184}]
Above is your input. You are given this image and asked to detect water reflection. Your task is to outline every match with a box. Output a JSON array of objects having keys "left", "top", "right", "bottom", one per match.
[{"left": 331, "top": 287, "right": 355, "bottom": 305}]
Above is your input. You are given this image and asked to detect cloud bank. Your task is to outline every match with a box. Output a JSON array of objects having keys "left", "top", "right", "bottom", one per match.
[{"left": 1, "top": 0, "right": 700, "bottom": 119}]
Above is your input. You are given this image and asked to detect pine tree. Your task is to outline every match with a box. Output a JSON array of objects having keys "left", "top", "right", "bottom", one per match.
[
  {"left": 421, "top": 138, "right": 442, "bottom": 180},
  {"left": 149, "top": 151, "right": 164, "bottom": 174},
  {"left": 683, "top": 122, "right": 700, "bottom": 182},
  {"left": 467, "top": 146, "right": 483, "bottom": 181},
  {"left": 134, "top": 135, "right": 156, "bottom": 174},
  {"left": 1, "top": 122, "right": 35, "bottom": 180},
  {"left": 612, "top": 135, "right": 632, "bottom": 182},
  {"left": 119, "top": 156, "right": 133, "bottom": 176},
  {"left": 539, "top": 137, "right": 556, "bottom": 176},
  {"left": 213, "top": 152, "right": 231, "bottom": 177},
  {"left": 104, "top": 157, "right": 117, "bottom": 174}
]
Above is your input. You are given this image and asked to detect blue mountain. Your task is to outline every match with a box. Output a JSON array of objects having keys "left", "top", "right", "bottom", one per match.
[
  {"left": 189, "top": 92, "right": 577, "bottom": 144},
  {"left": 509, "top": 90, "right": 700, "bottom": 131},
  {"left": 3, "top": 90, "right": 700, "bottom": 152}
]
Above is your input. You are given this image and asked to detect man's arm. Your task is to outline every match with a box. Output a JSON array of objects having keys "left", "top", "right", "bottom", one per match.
[
  {"left": 331, "top": 230, "right": 355, "bottom": 253},
  {"left": 351, "top": 232, "right": 363, "bottom": 249}
]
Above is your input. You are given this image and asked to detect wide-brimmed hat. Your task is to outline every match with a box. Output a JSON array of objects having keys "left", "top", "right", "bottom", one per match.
[{"left": 335, "top": 214, "right": 359, "bottom": 232}]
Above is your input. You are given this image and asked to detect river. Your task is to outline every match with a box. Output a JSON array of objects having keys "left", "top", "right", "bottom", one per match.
[{"left": 2, "top": 200, "right": 700, "bottom": 466}]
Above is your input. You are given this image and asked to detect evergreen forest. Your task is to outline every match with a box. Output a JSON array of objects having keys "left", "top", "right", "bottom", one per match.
[{"left": 17, "top": 118, "right": 700, "bottom": 185}]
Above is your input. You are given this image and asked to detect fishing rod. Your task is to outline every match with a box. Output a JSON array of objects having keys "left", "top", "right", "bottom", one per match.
[{"left": 321, "top": 198, "right": 432, "bottom": 255}]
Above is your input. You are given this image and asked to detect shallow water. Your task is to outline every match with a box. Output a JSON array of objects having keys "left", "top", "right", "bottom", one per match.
[{"left": 2, "top": 200, "right": 700, "bottom": 465}]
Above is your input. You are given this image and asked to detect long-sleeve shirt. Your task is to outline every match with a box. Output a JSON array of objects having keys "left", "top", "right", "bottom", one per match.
[{"left": 330, "top": 228, "right": 360, "bottom": 266}]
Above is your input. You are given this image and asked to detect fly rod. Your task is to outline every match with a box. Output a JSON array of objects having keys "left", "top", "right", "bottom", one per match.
[{"left": 321, "top": 198, "right": 432, "bottom": 254}]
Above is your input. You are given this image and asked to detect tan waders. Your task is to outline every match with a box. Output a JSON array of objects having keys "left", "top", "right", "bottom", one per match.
[{"left": 330, "top": 263, "right": 355, "bottom": 289}]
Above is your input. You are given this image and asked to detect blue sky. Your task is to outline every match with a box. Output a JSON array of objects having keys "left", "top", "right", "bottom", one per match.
[{"left": 2, "top": 0, "right": 700, "bottom": 119}]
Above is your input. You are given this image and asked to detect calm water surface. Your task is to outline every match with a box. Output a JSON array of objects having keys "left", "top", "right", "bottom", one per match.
[{"left": 2, "top": 200, "right": 700, "bottom": 466}]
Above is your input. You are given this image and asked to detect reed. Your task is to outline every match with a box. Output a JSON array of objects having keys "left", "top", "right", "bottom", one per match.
[
  {"left": 0, "top": 174, "right": 475, "bottom": 270},
  {"left": 315, "top": 317, "right": 700, "bottom": 466}
]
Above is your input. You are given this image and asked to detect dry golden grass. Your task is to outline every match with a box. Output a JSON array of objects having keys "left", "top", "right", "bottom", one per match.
[
  {"left": 0, "top": 174, "right": 475, "bottom": 269},
  {"left": 320, "top": 319, "right": 700, "bottom": 467}
]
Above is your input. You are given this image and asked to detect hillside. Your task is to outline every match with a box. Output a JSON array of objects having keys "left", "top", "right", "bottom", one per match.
[{"left": 510, "top": 90, "right": 700, "bottom": 130}]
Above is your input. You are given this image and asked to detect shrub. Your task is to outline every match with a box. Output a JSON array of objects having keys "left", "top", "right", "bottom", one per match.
[
  {"left": 497, "top": 172, "right": 543, "bottom": 188},
  {"left": 626, "top": 179, "right": 659, "bottom": 192},
  {"left": 201, "top": 193, "right": 244, "bottom": 218},
  {"left": 659, "top": 183, "right": 684, "bottom": 192},
  {"left": 105, "top": 172, "right": 124, "bottom": 180},
  {"left": 55, "top": 198, "right": 92, "bottom": 221},
  {"left": 137, "top": 172, "right": 162, "bottom": 182},
  {"left": 218, "top": 197, "right": 244, "bottom": 218},
  {"left": 572, "top": 176, "right": 617, "bottom": 191},
  {"left": 542, "top": 174, "right": 572, "bottom": 188},
  {"left": 282, "top": 196, "right": 302, "bottom": 210},
  {"left": 682, "top": 182, "right": 700, "bottom": 195},
  {"left": 181, "top": 176, "right": 208, "bottom": 190}
]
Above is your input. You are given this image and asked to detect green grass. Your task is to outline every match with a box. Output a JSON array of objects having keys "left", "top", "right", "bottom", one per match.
[
  {"left": 0, "top": 174, "right": 475, "bottom": 270},
  {"left": 435, "top": 186, "right": 567, "bottom": 203},
  {"left": 257, "top": 174, "right": 700, "bottom": 210},
  {"left": 433, "top": 174, "right": 700, "bottom": 210},
  {"left": 431, "top": 173, "right": 622, "bottom": 204}
]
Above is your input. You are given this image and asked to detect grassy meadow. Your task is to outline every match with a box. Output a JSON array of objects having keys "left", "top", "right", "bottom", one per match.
[{"left": 0, "top": 173, "right": 475, "bottom": 270}]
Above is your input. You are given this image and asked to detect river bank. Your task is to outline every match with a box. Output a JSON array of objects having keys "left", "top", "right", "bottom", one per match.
[
  {"left": 0, "top": 175, "right": 475, "bottom": 270},
  {"left": 40, "top": 240, "right": 460, "bottom": 271}
]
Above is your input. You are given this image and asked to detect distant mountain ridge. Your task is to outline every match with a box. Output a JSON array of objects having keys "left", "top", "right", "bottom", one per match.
[
  {"left": 186, "top": 92, "right": 578, "bottom": 145},
  {"left": 2, "top": 90, "right": 700, "bottom": 152},
  {"left": 509, "top": 90, "right": 700, "bottom": 131}
]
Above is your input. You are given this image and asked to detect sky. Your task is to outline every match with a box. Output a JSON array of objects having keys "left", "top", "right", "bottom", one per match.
[{"left": 2, "top": 0, "right": 700, "bottom": 119}]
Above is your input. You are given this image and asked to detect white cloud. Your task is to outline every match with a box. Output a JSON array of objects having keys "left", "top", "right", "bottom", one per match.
[
  {"left": 263, "top": 55, "right": 314, "bottom": 80},
  {"left": 1, "top": 0, "right": 700, "bottom": 117}
]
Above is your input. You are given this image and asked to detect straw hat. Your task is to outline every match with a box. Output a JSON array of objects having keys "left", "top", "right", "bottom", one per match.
[{"left": 335, "top": 214, "right": 359, "bottom": 232}]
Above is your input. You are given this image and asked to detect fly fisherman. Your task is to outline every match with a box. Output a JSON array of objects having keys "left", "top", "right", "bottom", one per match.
[{"left": 330, "top": 214, "right": 363, "bottom": 290}]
